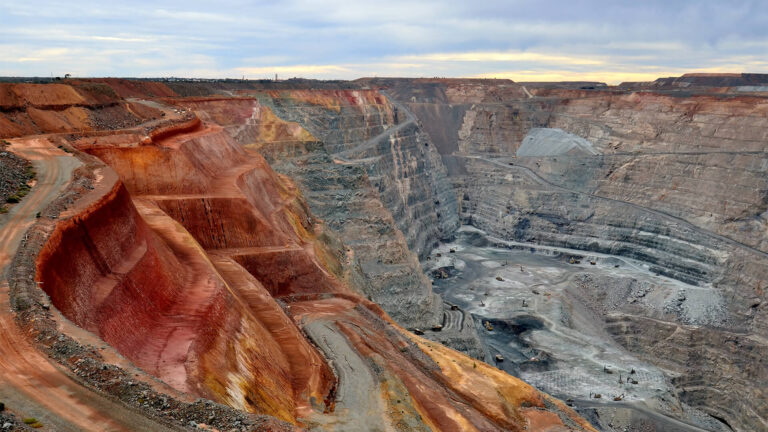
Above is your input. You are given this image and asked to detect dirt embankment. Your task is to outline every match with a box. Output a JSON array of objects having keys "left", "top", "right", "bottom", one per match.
[
  {"left": 0, "top": 80, "right": 177, "bottom": 138},
  {"left": 71, "top": 78, "right": 178, "bottom": 99}
]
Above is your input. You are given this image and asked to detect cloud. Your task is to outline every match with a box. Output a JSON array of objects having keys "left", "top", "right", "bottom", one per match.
[
  {"left": 396, "top": 51, "right": 605, "bottom": 66},
  {"left": 1, "top": 0, "right": 767, "bottom": 80},
  {"left": 236, "top": 64, "right": 351, "bottom": 77}
]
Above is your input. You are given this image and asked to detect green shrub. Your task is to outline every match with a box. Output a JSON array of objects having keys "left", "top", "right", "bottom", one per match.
[
  {"left": 23, "top": 417, "right": 38, "bottom": 424},
  {"left": 7, "top": 183, "right": 32, "bottom": 203},
  {"left": 25, "top": 165, "right": 36, "bottom": 180}
]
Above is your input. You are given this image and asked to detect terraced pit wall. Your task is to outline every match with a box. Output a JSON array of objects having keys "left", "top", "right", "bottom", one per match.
[
  {"left": 257, "top": 90, "right": 460, "bottom": 255},
  {"left": 181, "top": 91, "right": 461, "bottom": 331},
  {"left": 4, "top": 80, "right": 596, "bottom": 431},
  {"left": 374, "top": 79, "right": 768, "bottom": 432}
]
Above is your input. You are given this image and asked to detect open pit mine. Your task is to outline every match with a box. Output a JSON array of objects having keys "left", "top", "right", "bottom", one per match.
[{"left": 0, "top": 74, "right": 766, "bottom": 432}]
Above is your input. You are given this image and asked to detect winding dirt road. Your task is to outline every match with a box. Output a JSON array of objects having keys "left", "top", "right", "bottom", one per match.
[{"left": 0, "top": 138, "right": 176, "bottom": 431}]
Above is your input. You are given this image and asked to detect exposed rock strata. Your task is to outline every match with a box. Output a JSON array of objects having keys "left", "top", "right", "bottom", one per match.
[
  {"left": 256, "top": 90, "right": 460, "bottom": 255},
  {"left": 175, "top": 92, "right": 464, "bottom": 334},
  {"left": 376, "top": 79, "right": 768, "bottom": 432}
]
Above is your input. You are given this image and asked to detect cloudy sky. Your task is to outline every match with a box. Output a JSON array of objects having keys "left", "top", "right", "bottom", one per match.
[{"left": 2, "top": 0, "right": 767, "bottom": 83}]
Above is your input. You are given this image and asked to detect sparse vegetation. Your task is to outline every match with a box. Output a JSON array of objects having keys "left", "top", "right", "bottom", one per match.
[
  {"left": 23, "top": 417, "right": 38, "bottom": 424},
  {"left": 6, "top": 184, "right": 30, "bottom": 203},
  {"left": 4, "top": 163, "right": 35, "bottom": 205}
]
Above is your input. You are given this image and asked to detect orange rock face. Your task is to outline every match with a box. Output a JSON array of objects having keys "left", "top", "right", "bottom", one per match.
[
  {"left": 26, "top": 81, "right": 594, "bottom": 431},
  {"left": 37, "top": 114, "right": 341, "bottom": 422}
]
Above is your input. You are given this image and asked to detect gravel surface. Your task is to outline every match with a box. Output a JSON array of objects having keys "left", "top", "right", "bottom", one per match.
[{"left": 0, "top": 140, "right": 34, "bottom": 209}]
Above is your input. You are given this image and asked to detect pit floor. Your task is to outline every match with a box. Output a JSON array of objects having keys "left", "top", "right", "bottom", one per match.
[{"left": 423, "top": 226, "right": 726, "bottom": 432}]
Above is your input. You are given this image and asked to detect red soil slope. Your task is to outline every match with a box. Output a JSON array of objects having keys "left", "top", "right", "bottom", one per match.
[{"left": 37, "top": 123, "right": 336, "bottom": 422}]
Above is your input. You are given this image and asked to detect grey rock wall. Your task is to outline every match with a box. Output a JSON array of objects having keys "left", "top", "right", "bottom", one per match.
[
  {"left": 245, "top": 92, "right": 483, "bottom": 357},
  {"left": 379, "top": 82, "right": 768, "bottom": 432}
]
